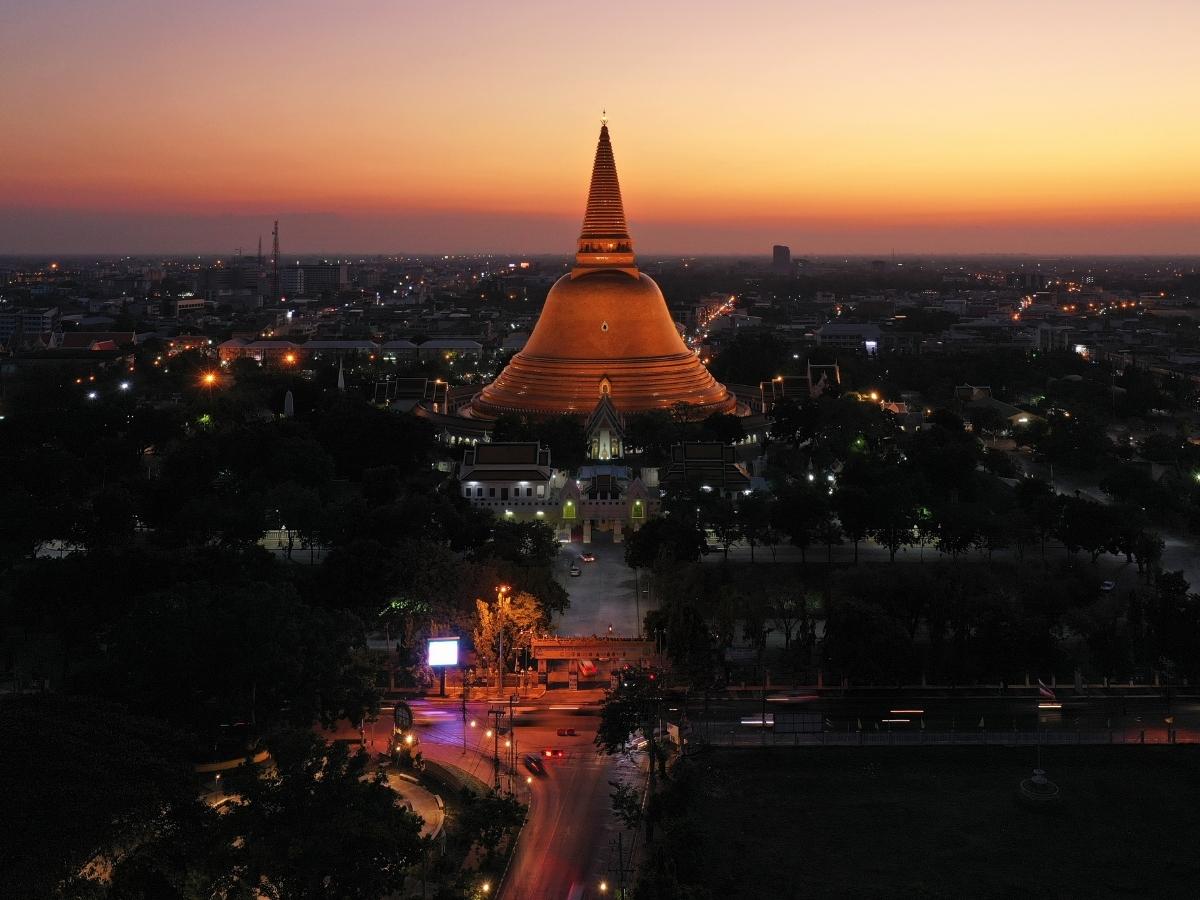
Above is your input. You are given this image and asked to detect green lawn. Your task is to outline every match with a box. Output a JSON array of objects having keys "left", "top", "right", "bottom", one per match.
[{"left": 658, "top": 746, "right": 1200, "bottom": 899}]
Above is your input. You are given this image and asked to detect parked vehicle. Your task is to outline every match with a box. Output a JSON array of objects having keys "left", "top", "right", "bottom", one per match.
[{"left": 569, "top": 564, "right": 581, "bottom": 577}]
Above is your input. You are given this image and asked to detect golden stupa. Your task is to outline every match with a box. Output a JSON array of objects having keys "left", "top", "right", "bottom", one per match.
[{"left": 470, "top": 122, "right": 736, "bottom": 418}]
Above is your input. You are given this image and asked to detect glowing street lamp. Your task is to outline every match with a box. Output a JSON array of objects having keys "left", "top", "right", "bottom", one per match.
[{"left": 201, "top": 371, "right": 219, "bottom": 387}]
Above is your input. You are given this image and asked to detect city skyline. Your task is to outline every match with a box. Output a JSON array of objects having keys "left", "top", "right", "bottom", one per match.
[{"left": 4, "top": 0, "right": 1199, "bottom": 255}]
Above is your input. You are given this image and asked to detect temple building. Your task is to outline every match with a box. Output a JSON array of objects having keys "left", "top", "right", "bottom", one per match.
[
  {"left": 457, "top": 440, "right": 658, "bottom": 543},
  {"left": 584, "top": 392, "right": 625, "bottom": 461},
  {"left": 470, "top": 121, "right": 737, "bottom": 420}
]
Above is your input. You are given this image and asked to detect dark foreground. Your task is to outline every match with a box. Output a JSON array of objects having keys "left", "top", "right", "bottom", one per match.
[{"left": 647, "top": 745, "right": 1200, "bottom": 899}]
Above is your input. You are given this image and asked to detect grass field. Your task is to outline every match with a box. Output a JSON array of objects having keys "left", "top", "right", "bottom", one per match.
[{"left": 656, "top": 745, "right": 1200, "bottom": 899}]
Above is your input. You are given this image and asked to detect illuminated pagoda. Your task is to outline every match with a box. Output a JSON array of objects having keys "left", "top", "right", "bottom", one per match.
[{"left": 470, "top": 121, "right": 737, "bottom": 419}]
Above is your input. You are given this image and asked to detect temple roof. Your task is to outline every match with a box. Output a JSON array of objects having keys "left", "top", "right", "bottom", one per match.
[
  {"left": 469, "top": 122, "right": 737, "bottom": 421},
  {"left": 580, "top": 125, "right": 629, "bottom": 242},
  {"left": 575, "top": 122, "right": 636, "bottom": 270},
  {"left": 585, "top": 392, "right": 625, "bottom": 436}
]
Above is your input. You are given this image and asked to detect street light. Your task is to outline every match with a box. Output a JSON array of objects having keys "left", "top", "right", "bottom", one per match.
[{"left": 494, "top": 585, "right": 511, "bottom": 692}]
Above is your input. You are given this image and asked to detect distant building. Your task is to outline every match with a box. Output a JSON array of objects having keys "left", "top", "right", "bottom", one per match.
[
  {"left": 279, "top": 263, "right": 349, "bottom": 298},
  {"left": 661, "top": 443, "right": 751, "bottom": 498},
  {"left": 381, "top": 340, "right": 420, "bottom": 363},
  {"left": 159, "top": 297, "right": 207, "bottom": 317},
  {"left": 815, "top": 323, "right": 881, "bottom": 354},
  {"left": 418, "top": 338, "right": 483, "bottom": 361},
  {"left": 59, "top": 331, "right": 138, "bottom": 350},
  {"left": 772, "top": 245, "right": 791, "bottom": 274},
  {"left": 0, "top": 306, "right": 59, "bottom": 347}
]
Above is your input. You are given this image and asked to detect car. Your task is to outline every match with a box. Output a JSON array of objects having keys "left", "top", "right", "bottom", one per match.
[
  {"left": 579, "top": 552, "right": 596, "bottom": 563},
  {"left": 569, "top": 565, "right": 581, "bottom": 577},
  {"left": 556, "top": 727, "right": 577, "bottom": 737},
  {"left": 541, "top": 748, "right": 564, "bottom": 758},
  {"left": 1100, "top": 580, "right": 1116, "bottom": 592},
  {"left": 523, "top": 754, "right": 546, "bottom": 776}
]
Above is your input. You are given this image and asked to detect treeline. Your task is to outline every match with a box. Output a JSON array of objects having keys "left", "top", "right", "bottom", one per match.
[
  {"left": 624, "top": 394, "right": 1198, "bottom": 687},
  {"left": 0, "top": 366, "right": 553, "bottom": 897}
]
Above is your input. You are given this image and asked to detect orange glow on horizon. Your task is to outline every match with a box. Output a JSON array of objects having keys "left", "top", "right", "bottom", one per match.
[{"left": 3, "top": 0, "right": 1199, "bottom": 253}]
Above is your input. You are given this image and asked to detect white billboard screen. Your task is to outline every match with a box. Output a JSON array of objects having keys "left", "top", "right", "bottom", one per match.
[{"left": 427, "top": 638, "right": 459, "bottom": 667}]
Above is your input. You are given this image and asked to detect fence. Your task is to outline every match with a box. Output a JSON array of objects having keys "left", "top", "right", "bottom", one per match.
[{"left": 693, "top": 727, "right": 1190, "bottom": 748}]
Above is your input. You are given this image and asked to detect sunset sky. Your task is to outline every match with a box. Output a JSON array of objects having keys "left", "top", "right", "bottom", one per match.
[{"left": 2, "top": 0, "right": 1198, "bottom": 255}]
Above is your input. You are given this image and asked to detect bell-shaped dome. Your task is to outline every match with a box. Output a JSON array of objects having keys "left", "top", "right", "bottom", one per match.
[{"left": 471, "top": 123, "right": 736, "bottom": 419}]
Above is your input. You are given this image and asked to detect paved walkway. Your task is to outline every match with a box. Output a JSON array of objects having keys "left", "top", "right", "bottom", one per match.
[{"left": 384, "top": 770, "right": 444, "bottom": 839}]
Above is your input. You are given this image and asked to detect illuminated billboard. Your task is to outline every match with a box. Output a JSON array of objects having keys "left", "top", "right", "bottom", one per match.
[{"left": 427, "top": 637, "right": 460, "bottom": 667}]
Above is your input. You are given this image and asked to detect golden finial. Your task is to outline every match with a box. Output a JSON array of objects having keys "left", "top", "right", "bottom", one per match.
[{"left": 601, "top": 109, "right": 608, "bottom": 126}]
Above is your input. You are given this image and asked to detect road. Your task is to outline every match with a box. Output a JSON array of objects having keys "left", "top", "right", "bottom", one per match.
[
  {"left": 672, "top": 692, "right": 1200, "bottom": 746},
  {"left": 552, "top": 539, "right": 646, "bottom": 638},
  {"left": 405, "top": 696, "right": 640, "bottom": 900}
]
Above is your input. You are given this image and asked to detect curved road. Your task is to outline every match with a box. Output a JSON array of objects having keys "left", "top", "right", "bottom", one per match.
[{"left": 406, "top": 697, "right": 640, "bottom": 900}]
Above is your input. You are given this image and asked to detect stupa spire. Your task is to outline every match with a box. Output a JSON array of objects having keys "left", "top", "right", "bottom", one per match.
[{"left": 576, "top": 119, "right": 636, "bottom": 271}]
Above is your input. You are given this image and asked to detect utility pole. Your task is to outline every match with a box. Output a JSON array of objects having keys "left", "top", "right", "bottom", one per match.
[
  {"left": 495, "top": 584, "right": 510, "bottom": 695},
  {"left": 489, "top": 708, "right": 505, "bottom": 791},
  {"left": 511, "top": 696, "right": 520, "bottom": 782},
  {"left": 461, "top": 673, "right": 469, "bottom": 754},
  {"left": 271, "top": 220, "right": 280, "bottom": 304},
  {"left": 618, "top": 831, "right": 626, "bottom": 899},
  {"left": 606, "top": 831, "right": 634, "bottom": 899}
]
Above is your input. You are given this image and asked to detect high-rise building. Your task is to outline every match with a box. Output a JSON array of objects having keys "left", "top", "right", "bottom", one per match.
[
  {"left": 470, "top": 123, "right": 736, "bottom": 418},
  {"left": 279, "top": 263, "right": 349, "bottom": 298},
  {"left": 772, "top": 244, "right": 791, "bottom": 274}
]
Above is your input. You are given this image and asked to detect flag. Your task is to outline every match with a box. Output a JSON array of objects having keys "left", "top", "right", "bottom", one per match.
[
  {"left": 978, "top": 716, "right": 985, "bottom": 729},
  {"left": 1037, "top": 678, "right": 1056, "bottom": 700},
  {"left": 1165, "top": 715, "right": 1175, "bottom": 726},
  {"left": 919, "top": 717, "right": 925, "bottom": 730},
  {"left": 856, "top": 718, "right": 862, "bottom": 731}
]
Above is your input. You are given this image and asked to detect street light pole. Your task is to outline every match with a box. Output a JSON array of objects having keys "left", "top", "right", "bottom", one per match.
[
  {"left": 495, "top": 585, "right": 510, "bottom": 695},
  {"left": 489, "top": 708, "right": 505, "bottom": 791},
  {"left": 509, "top": 693, "right": 518, "bottom": 778},
  {"left": 461, "top": 673, "right": 468, "bottom": 754}
]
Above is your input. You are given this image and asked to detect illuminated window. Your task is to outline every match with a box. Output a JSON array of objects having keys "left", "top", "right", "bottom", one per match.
[
  {"left": 632, "top": 500, "right": 644, "bottom": 520},
  {"left": 562, "top": 500, "right": 576, "bottom": 520}
]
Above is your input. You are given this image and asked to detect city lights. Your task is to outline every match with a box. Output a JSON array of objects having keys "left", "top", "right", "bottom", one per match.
[{"left": 6, "top": 8, "right": 1200, "bottom": 897}]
